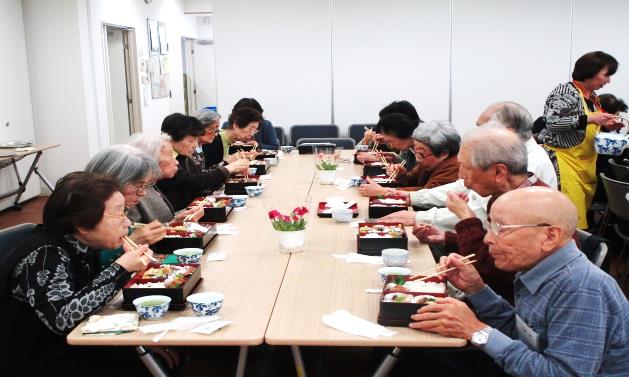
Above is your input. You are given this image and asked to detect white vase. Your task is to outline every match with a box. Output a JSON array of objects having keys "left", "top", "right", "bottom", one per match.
[
  {"left": 277, "top": 230, "right": 305, "bottom": 253},
  {"left": 319, "top": 170, "right": 336, "bottom": 185}
]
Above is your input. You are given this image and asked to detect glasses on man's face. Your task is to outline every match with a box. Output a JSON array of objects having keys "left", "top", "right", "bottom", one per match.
[
  {"left": 415, "top": 150, "right": 433, "bottom": 159},
  {"left": 128, "top": 183, "right": 150, "bottom": 195},
  {"left": 104, "top": 207, "right": 130, "bottom": 222},
  {"left": 487, "top": 221, "right": 551, "bottom": 236}
]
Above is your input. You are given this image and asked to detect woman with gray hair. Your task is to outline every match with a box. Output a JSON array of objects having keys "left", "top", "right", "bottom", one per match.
[
  {"left": 358, "top": 120, "right": 461, "bottom": 198},
  {"left": 193, "top": 108, "right": 222, "bottom": 170},
  {"left": 127, "top": 133, "right": 203, "bottom": 225}
]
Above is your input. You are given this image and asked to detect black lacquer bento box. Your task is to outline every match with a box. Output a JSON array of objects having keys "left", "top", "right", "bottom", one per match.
[
  {"left": 361, "top": 175, "right": 400, "bottom": 188},
  {"left": 317, "top": 201, "right": 359, "bottom": 218},
  {"left": 356, "top": 222, "right": 408, "bottom": 256},
  {"left": 377, "top": 275, "right": 447, "bottom": 326},
  {"left": 188, "top": 197, "right": 233, "bottom": 223},
  {"left": 368, "top": 195, "right": 409, "bottom": 218},
  {"left": 151, "top": 222, "right": 216, "bottom": 254},
  {"left": 249, "top": 160, "right": 269, "bottom": 175},
  {"left": 254, "top": 151, "right": 277, "bottom": 161},
  {"left": 122, "top": 263, "right": 202, "bottom": 311},
  {"left": 362, "top": 161, "right": 388, "bottom": 176},
  {"left": 224, "top": 177, "right": 259, "bottom": 195},
  {"left": 228, "top": 144, "right": 255, "bottom": 154}
]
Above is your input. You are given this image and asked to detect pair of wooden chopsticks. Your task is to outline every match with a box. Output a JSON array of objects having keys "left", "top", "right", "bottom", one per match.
[
  {"left": 122, "top": 236, "right": 158, "bottom": 265},
  {"left": 184, "top": 198, "right": 209, "bottom": 222},
  {"left": 371, "top": 140, "right": 380, "bottom": 153},
  {"left": 407, "top": 254, "right": 476, "bottom": 282},
  {"left": 387, "top": 160, "right": 406, "bottom": 183},
  {"left": 364, "top": 125, "right": 372, "bottom": 132}
]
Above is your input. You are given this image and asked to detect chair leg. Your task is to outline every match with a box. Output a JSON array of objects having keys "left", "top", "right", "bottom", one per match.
[
  {"left": 372, "top": 347, "right": 402, "bottom": 377},
  {"left": 235, "top": 346, "right": 248, "bottom": 377},
  {"left": 291, "top": 345, "right": 307, "bottom": 377},
  {"left": 135, "top": 346, "right": 170, "bottom": 377}
]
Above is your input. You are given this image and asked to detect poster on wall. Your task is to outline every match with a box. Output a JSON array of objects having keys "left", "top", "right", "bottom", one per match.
[
  {"left": 158, "top": 22, "right": 168, "bottom": 55},
  {"left": 147, "top": 19, "right": 169, "bottom": 98},
  {"left": 148, "top": 19, "right": 159, "bottom": 53}
]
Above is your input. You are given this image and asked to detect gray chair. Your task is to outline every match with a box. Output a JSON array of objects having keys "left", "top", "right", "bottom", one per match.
[
  {"left": 348, "top": 124, "right": 376, "bottom": 145},
  {"left": 0, "top": 223, "right": 36, "bottom": 256},
  {"left": 289, "top": 124, "right": 339, "bottom": 146},
  {"left": 600, "top": 173, "right": 629, "bottom": 283},
  {"left": 608, "top": 158, "right": 629, "bottom": 182},
  {"left": 274, "top": 127, "right": 286, "bottom": 145},
  {"left": 575, "top": 229, "right": 608, "bottom": 268},
  {"left": 296, "top": 137, "right": 356, "bottom": 149}
]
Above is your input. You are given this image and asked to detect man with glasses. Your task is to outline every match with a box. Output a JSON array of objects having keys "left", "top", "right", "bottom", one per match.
[
  {"left": 412, "top": 124, "right": 548, "bottom": 303},
  {"left": 409, "top": 187, "right": 629, "bottom": 377}
]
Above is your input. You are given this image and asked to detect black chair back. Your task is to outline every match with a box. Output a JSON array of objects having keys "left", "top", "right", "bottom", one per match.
[
  {"left": 600, "top": 173, "right": 629, "bottom": 221},
  {"left": 290, "top": 124, "right": 339, "bottom": 146},
  {"left": 0, "top": 223, "right": 36, "bottom": 257},
  {"left": 608, "top": 158, "right": 629, "bottom": 182},
  {"left": 274, "top": 127, "right": 286, "bottom": 145},
  {"left": 296, "top": 137, "right": 356, "bottom": 150},
  {"left": 348, "top": 124, "right": 377, "bottom": 145}
]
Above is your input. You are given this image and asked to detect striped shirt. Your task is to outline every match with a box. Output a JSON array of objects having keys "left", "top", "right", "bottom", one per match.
[
  {"left": 468, "top": 240, "right": 629, "bottom": 376},
  {"left": 537, "top": 82, "right": 597, "bottom": 148}
]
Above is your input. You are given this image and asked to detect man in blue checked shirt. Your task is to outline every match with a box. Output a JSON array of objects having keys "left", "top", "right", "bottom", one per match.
[{"left": 410, "top": 186, "right": 628, "bottom": 377}]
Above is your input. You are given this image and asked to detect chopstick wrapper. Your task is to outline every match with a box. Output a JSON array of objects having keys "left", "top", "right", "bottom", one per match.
[
  {"left": 81, "top": 313, "right": 139, "bottom": 335},
  {"left": 332, "top": 253, "right": 384, "bottom": 265},
  {"left": 190, "top": 320, "right": 233, "bottom": 335},
  {"left": 322, "top": 310, "right": 396, "bottom": 339},
  {"left": 139, "top": 316, "right": 218, "bottom": 334}
]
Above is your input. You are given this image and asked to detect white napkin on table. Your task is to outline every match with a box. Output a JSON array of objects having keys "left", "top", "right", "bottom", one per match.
[
  {"left": 322, "top": 310, "right": 396, "bottom": 339},
  {"left": 332, "top": 253, "right": 384, "bottom": 264},
  {"left": 81, "top": 313, "right": 139, "bottom": 334},
  {"left": 190, "top": 320, "right": 233, "bottom": 335},
  {"left": 138, "top": 316, "right": 219, "bottom": 334},
  {"left": 207, "top": 250, "right": 226, "bottom": 262},
  {"left": 335, "top": 179, "right": 353, "bottom": 190}
]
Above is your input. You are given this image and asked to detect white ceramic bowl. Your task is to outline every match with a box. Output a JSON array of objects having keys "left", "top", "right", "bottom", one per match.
[
  {"left": 248, "top": 167, "right": 257, "bottom": 176},
  {"left": 594, "top": 132, "right": 628, "bottom": 156},
  {"left": 245, "top": 185, "right": 264, "bottom": 197},
  {"left": 133, "top": 295, "right": 171, "bottom": 320},
  {"left": 331, "top": 208, "right": 353, "bottom": 223},
  {"left": 186, "top": 292, "right": 224, "bottom": 316},
  {"left": 229, "top": 195, "right": 248, "bottom": 207},
  {"left": 280, "top": 145, "right": 294, "bottom": 154},
  {"left": 173, "top": 248, "right": 203, "bottom": 264},
  {"left": 356, "top": 144, "right": 369, "bottom": 152},
  {"left": 381, "top": 248, "right": 410, "bottom": 267},
  {"left": 264, "top": 157, "right": 279, "bottom": 166},
  {"left": 377, "top": 267, "right": 411, "bottom": 283}
]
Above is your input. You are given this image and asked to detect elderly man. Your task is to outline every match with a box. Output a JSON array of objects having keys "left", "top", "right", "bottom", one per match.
[
  {"left": 414, "top": 124, "right": 549, "bottom": 302},
  {"left": 382, "top": 102, "right": 556, "bottom": 231},
  {"left": 410, "top": 187, "right": 629, "bottom": 377}
]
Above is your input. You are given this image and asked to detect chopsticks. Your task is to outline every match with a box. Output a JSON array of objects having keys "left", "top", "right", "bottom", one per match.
[
  {"left": 364, "top": 125, "right": 372, "bottom": 132},
  {"left": 371, "top": 140, "right": 379, "bottom": 153},
  {"left": 408, "top": 254, "right": 476, "bottom": 281},
  {"left": 184, "top": 198, "right": 209, "bottom": 222},
  {"left": 387, "top": 160, "right": 405, "bottom": 183},
  {"left": 122, "top": 236, "right": 158, "bottom": 265}
]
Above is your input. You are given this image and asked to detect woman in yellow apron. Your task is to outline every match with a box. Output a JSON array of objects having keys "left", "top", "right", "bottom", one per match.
[{"left": 537, "top": 51, "right": 622, "bottom": 229}]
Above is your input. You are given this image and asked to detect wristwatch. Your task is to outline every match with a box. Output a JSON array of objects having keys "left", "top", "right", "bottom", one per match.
[{"left": 471, "top": 326, "right": 493, "bottom": 347}]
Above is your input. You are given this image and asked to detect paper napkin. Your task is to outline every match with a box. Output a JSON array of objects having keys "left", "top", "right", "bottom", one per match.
[
  {"left": 81, "top": 313, "right": 139, "bottom": 335},
  {"left": 190, "top": 320, "right": 233, "bottom": 335},
  {"left": 207, "top": 250, "right": 226, "bottom": 262},
  {"left": 321, "top": 310, "right": 396, "bottom": 339},
  {"left": 332, "top": 253, "right": 384, "bottom": 265}
]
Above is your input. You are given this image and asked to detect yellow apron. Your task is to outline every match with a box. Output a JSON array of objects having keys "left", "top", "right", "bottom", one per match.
[{"left": 545, "top": 85, "right": 600, "bottom": 229}]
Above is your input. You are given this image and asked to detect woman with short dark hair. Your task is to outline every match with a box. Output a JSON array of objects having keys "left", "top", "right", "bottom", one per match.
[
  {"left": 537, "top": 51, "right": 624, "bottom": 229},
  {"left": 1, "top": 172, "right": 151, "bottom": 375},
  {"left": 218, "top": 107, "right": 264, "bottom": 160},
  {"left": 228, "top": 98, "right": 280, "bottom": 150}
]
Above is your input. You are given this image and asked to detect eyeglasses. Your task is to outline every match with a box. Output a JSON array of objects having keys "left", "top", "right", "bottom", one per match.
[
  {"left": 487, "top": 221, "right": 551, "bottom": 236},
  {"left": 415, "top": 150, "right": 433, "bottom": 159},
  {"left": 104, "top": 207, "right": 130, "bottom": 222},
  {"left": 128, "top": 183, "right": 150, "bottom": 194}
]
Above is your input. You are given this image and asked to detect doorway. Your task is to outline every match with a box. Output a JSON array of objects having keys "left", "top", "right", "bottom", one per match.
[
  {"left": 182, "top": 14, "right": 217, "bottom": 115},
  {"left": 104, "top": 25, "right": 142, "bottom": 144}
]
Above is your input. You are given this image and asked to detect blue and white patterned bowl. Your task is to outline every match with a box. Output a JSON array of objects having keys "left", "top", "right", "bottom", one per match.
[
  {"left": 133, "top": 295, "right": 171, "bottom": 320},
  {"left": 187, "top": 292, "right": 224, "bottom": 316},
  {"left": 356, "top": 144, "right": 370, "bottom": 152},
  {"left": 245, "top": 185, "right": 264, "bottom": 197},
  {"left": 377, "top": 267, "right": 411, "bottom": 283},
  {"left": 229, "top": 195, "right": 248, "bottom": 207},
  {"left": 173, "top": 248, "right": 203, "bottom": 264},
  {"left": 382, "top": 248, "right": 410, "bottom": 267},
  {"left": 594, "top": 132, "right": 628, "bottom": 156},
  {"left": 248, "top": 167, "right": 257, "bottom": 176},
  {"left": 281, "top": 145, "right": 294, "bottom": 154}
]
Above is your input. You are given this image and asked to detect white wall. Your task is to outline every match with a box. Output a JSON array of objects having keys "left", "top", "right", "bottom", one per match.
[
  {"left": 106, "top": 28, "right": 131, "bottom": 144},
  {"left": 0, "top": 0, "right": 40, "bottom": 210}
]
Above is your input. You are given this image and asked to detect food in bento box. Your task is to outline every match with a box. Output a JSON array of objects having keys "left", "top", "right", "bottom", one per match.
[
  {"left": 358, "top": 223, "right": 404, "bottom": 238},
  {"left": 382, "top": 293, "right": 438, "bottom": 304},
  {"left": 370, "top": 198, "right": 407, "bottom": 206},
  {"left": 191, "top": 197, "right": 229, "bottom": 208},
  {"left": 142, "top": 265, "right": 197, "bottom": 279},
  {"left": 228, "top": 178, "right": 257, "bottom": 183},
  {"left": 385, "top": 279, "right": 446, "bottom": 294},
  {"left": 130, "top": 281, "right": 166, "bottom": 288}
]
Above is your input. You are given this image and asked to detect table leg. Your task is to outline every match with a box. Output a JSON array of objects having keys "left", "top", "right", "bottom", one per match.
[
  {"left": 291, "top": 345, "right": 307, "bottom": 377},
  {"left": 135, "top": 346, "right": 170, "bottom": 377},
  {"left": 12, "top": 152, "right": 42, "bottom": 207},
  {"left": 372, "top": 347, "right": 402, "bottom": 377},
  {"left": 33, "top": 166, "right": 55, "bottom": 192},
  {"left": 235, "top": 345, "right": 248, "bottom": 377}
]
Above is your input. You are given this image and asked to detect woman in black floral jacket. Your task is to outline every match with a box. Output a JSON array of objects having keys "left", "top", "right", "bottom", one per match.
[{"left": 0, "top": 172, "right": 153, "bottom": 375}]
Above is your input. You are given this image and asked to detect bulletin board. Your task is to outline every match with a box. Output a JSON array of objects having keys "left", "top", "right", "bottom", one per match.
[{"left": 147, "top": 19, "right": 169, "bottom": 98}]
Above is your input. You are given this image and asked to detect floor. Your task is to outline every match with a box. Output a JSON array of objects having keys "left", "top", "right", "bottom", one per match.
[{"left": 1, "top": 196, "right": 628, "bottom": 377}]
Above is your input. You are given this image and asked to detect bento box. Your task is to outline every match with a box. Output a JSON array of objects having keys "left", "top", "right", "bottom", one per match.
[
  {"left": 368, "top": 195, "right": 409, "bottom": 218},
  {"left": 317, "top": 201, "right": 359, "bottom": 218},
  {"left": 362, "top": 175, "right": 400, "bottom": 188},
  {"left": 188, "top": 197, "right": 233, "bottom": 223},
  {"left": 228, "top": 144, "right": 255, "bottom": 154},
  {"left": 357, "top": 222, "right": 408, "bottom": 256},
  {"left": 122, "top": 263, "right": 202, "bottom": 311},
  {"left": 224, "top": 177, "right": 259, "bottom": 195},
  {"left": 254, "top": 151, "right": 277, "bottom": 161},
  {"left": 151, "top": 222, "right": 216, "bottom": 254},
  {"left": 362, "top": 161, "right": 388, "bottom": 176},
  {"left": 377, "top": 275, "right": 447, "bottom": 326},
  {"left": 249, "top": 160, "right": 269, "bottom": 175}
]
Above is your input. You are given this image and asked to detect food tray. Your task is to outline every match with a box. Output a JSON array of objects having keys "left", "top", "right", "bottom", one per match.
[
  {"left": 362, "top": 162, "right": 387, "bottom": 176},
  {"left": 151, "top": 222, "right": 216, "bottom": 254},
  {"left": 228, "top": 144, "right": 255, "bottom": 154},
  {"left": 224, "top": 177, "right": 259, "bottom": 195},
  {"left": 361, "top": 175, "right": 400, "bottom": 188},
  {"left": 188, "top": 197, "right": 233, "bottom": 223},
  {"left": 317, "top": 202, "right": 359, "bottom": 218},
  {"left": 377, "top": 275, "right": 447, "bottom": 326},
  {"left": 368, "top": 195, "right": 409, "bottom": 218},
  {"left": 356, "top": 222, "right": 408, "bottom": 256}
]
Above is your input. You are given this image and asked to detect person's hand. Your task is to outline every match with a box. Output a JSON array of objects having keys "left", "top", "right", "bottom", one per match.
[
  {"left": 245, "top": 140, "right": 259, "bottom": 148},
  {"left": 380, "top": 210, "right": 417, "bottom": 226},
  {"left": 129, "top": 220, "right": 166, "bottom": 245},
  {"left": 412, "top": 223, "right": 445, "bottom": 244},
  {"left": 225, "top": 158, "right": 249, "bottom": 174},
  {"left": 604, "top": 120, "right": 624, "bottom": 131},
  {"left": 356, "top": 152, "right": 380, "bottom": 164},
  {"left": 357, "top": 177, "right": 388, "bottom": 197},
  {"left": 385, "top": 163, "right": 407, "bottom": 176},
  {"left": 588, "top": 112, "right": 619, "bottom": 127},
  {"left": 173, "top": 207, "right": 204, "bottom": 223},
  {"left": 409, "top": 297, "right": 487, "bottom": 340},
  {"left": 117, "top": 243, "right": 153, "bottom": 272},
  {"left": 148, "top": 347, "right": 181, "bottom": 369},
  {"left": 363, "top": 130, "right": 376, "bottom": 144},
  {"left": 437, "top": 253, "right": 485, "bottom": 294},
  {"left": 446, "top": 192, "right": 475, "bottom": 220},
  {"left": 225, "top": 153, "right": 239, "bottom": 163}
]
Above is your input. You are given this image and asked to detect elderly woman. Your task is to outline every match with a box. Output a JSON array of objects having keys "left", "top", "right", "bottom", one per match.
[
  {"left": 537, "top": 51, "right": 623, "bottom": 229},
  {"left": 191, "top": 109, "right": 222, "bottom": 171},
  {"left": 158, "top": 113, "right": 249, "bottom": 210},
  {"left": 1, "top": 172, "right": 151, "bottom": 375},
  {"left": 128, "top": 133, "right": 203, "bottom": 224},
  {"left": 218, "top": 107, "right": 264, "bottom": 160},
  {"left": 85, "top": 145, "right": 166, "bottom": 247},
  {"left": 358, "top": 120, "right": 460, "bottom": 198},
  {"left": 223, "top": 98, "right": 280, "bottom": 150}
]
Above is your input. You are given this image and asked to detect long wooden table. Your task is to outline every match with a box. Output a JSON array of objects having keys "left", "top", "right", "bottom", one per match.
[{"left": 67, "top": 151, "right": 465, "bottom": 375}]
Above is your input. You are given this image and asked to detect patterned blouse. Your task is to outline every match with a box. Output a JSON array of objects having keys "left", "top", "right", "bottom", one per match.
[{"left": 9, "top": 235, "right": 130, "bottom": 335}]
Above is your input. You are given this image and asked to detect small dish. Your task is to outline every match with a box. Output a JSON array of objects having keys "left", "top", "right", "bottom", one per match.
[
  {"left": 229, "top": 195, "right": 248, "bottom": 207},
  {"left": 331, "top": 208, "right": 353, "bottom": 223},
  {"left": 245, "top": 185, "right": 264, "bottom": 197},
  {"left": 356, "top": 144, "right": 369, "bottom": 152},
  {"left": 280, "top": 145, "right": 294, "bottom": 154},
  {"left": 173, "top": 248, "right": 203, "bottom": 264},
  {"left": 133, "top": 295, "right": 171, "bottom": 320},
  {"left": 381, "top": 248, "right": 409, "bottom": 267},
  {"left": 264, "top": 157, "right": 278, "bottom": 166},
  {"left": 187, "top": 292, "right": 225, "bottom": 316},
  {"left": 248, "top": 167, "right": 257, "bottom": 176},
  {"left": 377, "top": 267, "right": 412, "bottom": 283}
]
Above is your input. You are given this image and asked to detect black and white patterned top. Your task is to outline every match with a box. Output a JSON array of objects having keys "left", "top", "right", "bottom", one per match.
[
  {"left": 537, "top": 82, "right": 596, "bottom": 149},
  {"left": 9, "top": 235, "right": 130, "bottom": 335}
]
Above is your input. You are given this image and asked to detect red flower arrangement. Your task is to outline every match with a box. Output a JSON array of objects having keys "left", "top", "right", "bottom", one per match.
[{"left": 268, "top": 206, "right": 309, "bottom": 231}]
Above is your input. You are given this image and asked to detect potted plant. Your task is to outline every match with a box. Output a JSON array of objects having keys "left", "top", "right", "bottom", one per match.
[
  {"left": 268, "top": 206, "right": 309, "bottom": 253},
  {"left": 316, "top": 156, "right": 338, "bottom": 185}
]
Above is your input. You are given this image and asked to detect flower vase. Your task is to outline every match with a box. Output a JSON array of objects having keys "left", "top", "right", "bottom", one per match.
[
  {"left": 319, "top": 170, "right": 336, "bottom": 185},
  {"left": 276, "top": 230, "right": 305, "bottom": 253}
]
